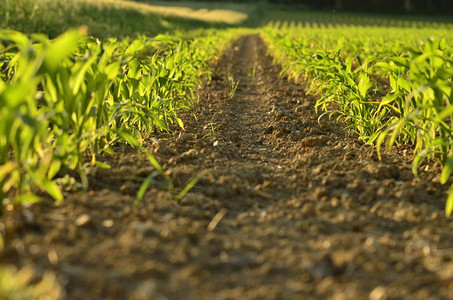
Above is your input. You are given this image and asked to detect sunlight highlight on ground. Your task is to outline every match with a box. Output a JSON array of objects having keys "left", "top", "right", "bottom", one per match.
[{"left": 80, "top": 0, "right": 249, "bottom": 24}]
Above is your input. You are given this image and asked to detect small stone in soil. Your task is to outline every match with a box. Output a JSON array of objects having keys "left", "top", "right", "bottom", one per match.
[
  {"left": 75, "top": 214, "right": 92, "bottom": 227},
  {"left": 102, "top": 219, "right": 114, "bottom": 228},
  {"left": 369, "top": 286, "right": 387, "bottom": 300}
]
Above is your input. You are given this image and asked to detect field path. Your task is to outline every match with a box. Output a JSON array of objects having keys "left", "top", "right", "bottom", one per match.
[{"left": 2, "top": 34, "right": 453, "bottom": 299}]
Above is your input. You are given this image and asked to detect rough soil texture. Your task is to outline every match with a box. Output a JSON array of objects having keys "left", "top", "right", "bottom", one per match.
[{"left": 2, "top": 34, "right": 453, "bottom": 299}]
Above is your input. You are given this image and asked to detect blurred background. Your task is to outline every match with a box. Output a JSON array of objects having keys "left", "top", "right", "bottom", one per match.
[{"left": 134, "top": 0, "right": 453, "bottom": 14}]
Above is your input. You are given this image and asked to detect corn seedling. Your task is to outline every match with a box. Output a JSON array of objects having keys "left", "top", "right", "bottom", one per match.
[
  {"left": 228, "top": 74, "right": 240, "bottom": 99},
  {"left": 0, "top": 26, "right": 246, "bottom": 210},
  {"left": 202, "top": 123, "right": 216, "bottom": 139},
  {"left": 248, "top": 62, "right": 258, "bottom": 78},
  {"left": 262, "top": 22, "right": 453, "bottom": 215},
  {"left": 134, "top": 149, "right": 208, "bottom": 204}
]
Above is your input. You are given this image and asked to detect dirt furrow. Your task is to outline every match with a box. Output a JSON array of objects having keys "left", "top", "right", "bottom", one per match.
[{"left": 2, "top": 34, "right": 453, "bottom": 299}]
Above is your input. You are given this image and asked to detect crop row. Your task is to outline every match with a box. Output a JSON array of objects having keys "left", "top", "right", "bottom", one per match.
[
  {"left": 269, "top": 16, "right": 453, "bottom": 29},
  {"left": 262, "top": 23, "right": 453, "bottom": 215},
  {"left": 0, "top": 27, "right": 242, "bottom": 210}
]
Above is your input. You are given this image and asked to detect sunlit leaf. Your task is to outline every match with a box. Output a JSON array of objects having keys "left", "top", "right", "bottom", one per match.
[
  {"left": 42, "top": 179, "right": 63, "bottom": 202},
  {"left": 43, "top": 28, "right": 86, "bottom": 73}
]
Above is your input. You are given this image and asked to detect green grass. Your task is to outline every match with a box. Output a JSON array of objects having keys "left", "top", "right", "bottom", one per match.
[
  {"left": 129, "top": 0, "right": 256, "bottom": 24},
  {"left": 142, "top": 0, "right": 256, "bottom": 14},
  {"left": 0, "top": 0, "right": 248, "bottom": 39}
]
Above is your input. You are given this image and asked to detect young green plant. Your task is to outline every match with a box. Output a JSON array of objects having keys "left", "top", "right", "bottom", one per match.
[{"left": 228, "top": 74, "right": 240, "bottom": 99}]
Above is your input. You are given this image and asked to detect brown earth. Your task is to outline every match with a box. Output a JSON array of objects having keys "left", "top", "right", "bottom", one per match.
[{"left": 2, "top": 34, "right": 453, "bottom": 299}]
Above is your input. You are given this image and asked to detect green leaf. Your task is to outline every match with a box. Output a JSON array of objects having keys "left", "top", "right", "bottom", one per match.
[
  {"left": 94, "top": 161, "right": 111, "bottom": 169},
  {"left": 175, "top": 117, "right": 185, "bottom": 130},
  {"left": 441, "top": 157, "right": 453, "bottom": 184},
  {"left": 397, "top": 77, "right": 411, "bottom": 93},
  {"left": 125, "top": 40, "right": 144, "bottom": 56},
  {"left": 0, "top": 162, "right": 16, "bottom": 181},
  {"left": 389, "top": 74, "right": 398, "bottom": 91},
  {"left": 143, "top": 151, "right": 173, "bottom": 191},
  {"left": 378, "top": 92, "right": 402, "bottom": 115},
  {"left": 437, "top": 104, "right": 453, "bottom": 120},
  {"left": 48, "top": 160, "right": 62, "bottom": 179},
  {"left": 358, "top": 73, "right": 373, "bottom": 99},
  {"left": 18, "top": 194, "right": 40, "bottom": 204},
  {"left": 72, "top": 55, "right": 97, "bottom": 95},
  {"left": 367, "top": 131, "right": 381, "bottom": 145},
  {"left": 1, "top": 83, "right": 34, "bottom": 108},
  {"left": 375, "top": 61, "right": 398, "bottom": 73},
  {"left": 102, "top": 147, "right": 115, "bottom": 155},
  {"left": 388, "top": 57, "right": 410, "bottom": 68},
  {"left": 144, "top": 151, "right": 164, "bottom": 174},
  {"left": 42, "top": 179, "right": 63, "bottom": 202},
  {"left": 413, "top": 53, "right": 432, "bottom": 66},
  {"left": 43, "top": 28, "right": 86, "bottom": 73},
  {"left": 446, "top": 184, "right": 453, "bottom": 217},
  {"left": 375, "top": 131, "right": 388, "bottom": 161},
  {"left": 0, "top": 30, "right": 30, "bottom": 48},
  {"left": 133, "top": 171, "right": 159, "bottom": 205},
  {"left": 147, "top": 110, "right": 167, "bottom": 130},
  {"left": 104, "top": 62, "right": 121, "bottom": 80},
  {"left": 174, "top": 170, "right": 209, "bottom": 202},
  {"left": 118, "top": 131, "right": 140, "bottom": 148},
  {"left": 412, "top": 154, "right": 425, "bottom": 181}
]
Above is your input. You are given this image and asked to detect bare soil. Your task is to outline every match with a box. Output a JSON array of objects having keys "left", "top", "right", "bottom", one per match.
[{"left": 2, "top": 34, "right": 453, "bottom": 299}]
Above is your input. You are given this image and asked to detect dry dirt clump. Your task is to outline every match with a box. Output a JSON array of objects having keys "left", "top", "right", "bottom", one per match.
[{"left": 1, "top": 34, "right": 453, "bottom": 299}]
